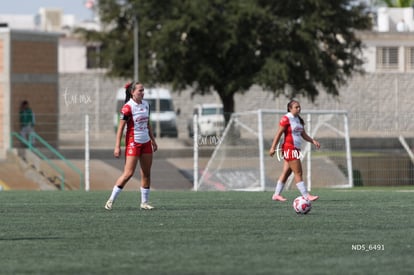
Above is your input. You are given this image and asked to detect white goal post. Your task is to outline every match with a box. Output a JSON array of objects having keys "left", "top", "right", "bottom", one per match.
[{"left": 193, "top": 109, "right": 353, "bottom": 191}]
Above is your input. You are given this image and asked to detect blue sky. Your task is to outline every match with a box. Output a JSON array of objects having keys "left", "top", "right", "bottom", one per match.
[{"left": 1, "top": 0, "right": 94, "bottom": 21}]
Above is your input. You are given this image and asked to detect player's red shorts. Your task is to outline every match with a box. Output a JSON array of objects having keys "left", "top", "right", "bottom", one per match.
[
  {"left": 282, "top": 148, "right": 303, "bottom": 161},
  {"left": 125, "top": 140, "right": 153, "bottom": 157}
]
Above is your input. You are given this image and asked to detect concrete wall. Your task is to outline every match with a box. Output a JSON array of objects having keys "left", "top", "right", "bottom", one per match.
[
  {"left": 59, "top": 72, "right": 414, "bottom": 140},
  {"left": 59, "top": 72, "right": 127, "bottom": 135},
  {"left": 59, "top": 37, "right": 88, "bottom": 73}
]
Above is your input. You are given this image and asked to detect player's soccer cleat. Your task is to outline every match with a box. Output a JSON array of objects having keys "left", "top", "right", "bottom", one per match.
[
  {"left": 140, "top": 202, "right": 154, "bottom": 210},
  {"left": 272, "top": 194, "right": 287, "bottom": 202},
  {"left": 307, "top": 194, "right": 319, "bottom": 201},
  {"left": 105, "top": 199, "right": 113, "bottom": 210}
]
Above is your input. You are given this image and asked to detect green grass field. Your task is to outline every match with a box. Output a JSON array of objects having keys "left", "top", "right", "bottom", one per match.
[{"left": 1, "top": 187, "right": 413, "bottom": 275}]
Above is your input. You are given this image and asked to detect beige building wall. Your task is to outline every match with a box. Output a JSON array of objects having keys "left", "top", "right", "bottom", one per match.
[
  {"left": 0, "top": 32, "right": 10, "bottom": 159},
  {"left": 0, "top": 40, "right": 3, "bottom": 152}
]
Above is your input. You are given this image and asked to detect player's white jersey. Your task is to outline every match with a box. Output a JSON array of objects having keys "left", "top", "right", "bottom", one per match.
[
  {"left": 120, "top": 99, "right": 151, "bottom": 144},
  {"left": 279, "top": 112, "right": 304, "bottom": 149}
]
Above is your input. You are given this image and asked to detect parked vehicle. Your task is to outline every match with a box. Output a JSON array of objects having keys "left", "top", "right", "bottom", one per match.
[
  {"left": 188, "top": 103, "right": 225, "bottom": 137},
  {"left": 114, "top": 87, "right": 178, "bottom": 137}
]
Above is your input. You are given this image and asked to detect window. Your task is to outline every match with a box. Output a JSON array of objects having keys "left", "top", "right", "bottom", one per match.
[
  {"left": 376, "top": 47, "right": 398, "bottom": 71},
  {"left": 86, "top": 44, "right": 103, "bottom": 69},
  {"left": 405, "top": 47, "right": 414, "bottom": 72},
  {"left": 202, "top": 107, "right": 223, "bottom": 116},
  {"left": 147, "top": 99, "right": 173, "bottom": 112}
]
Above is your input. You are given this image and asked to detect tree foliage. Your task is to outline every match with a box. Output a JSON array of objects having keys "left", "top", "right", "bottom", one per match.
[
  {"left": 378, "top": 0, "right": 414, "bottom": 7},
  {"left": 83, "top": 0, "right": 372, "bottom": 117},
  {"left": 253, "top": 1, "right": 372, "bottom": 100}
]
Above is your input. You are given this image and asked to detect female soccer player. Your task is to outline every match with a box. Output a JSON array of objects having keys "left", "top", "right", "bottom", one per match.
[
  {"left": 105, "top": 82, "right": 158, "bottom": 210},
  {"left": 269, "top": 100, "right": 320, "bottom": 202}
]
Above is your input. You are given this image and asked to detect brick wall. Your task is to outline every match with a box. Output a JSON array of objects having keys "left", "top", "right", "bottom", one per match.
[
  {"left": 10, "top": 33, "right": 59, "bottom": 147},
  {"left": 12, "top": 40, "right": 57, "bottom": 74},
  {"left": 11, "top": 83, "right": 58, "bottom": 142}
]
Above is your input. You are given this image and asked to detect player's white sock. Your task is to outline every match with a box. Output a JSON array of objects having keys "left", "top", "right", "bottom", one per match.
[
  {"left": 274, "top": 181, "right": 285, "bottom": 195},
  {"left": 141, "top": 187, "right": 150, "bottom": 203},
  {"left": 296, "top": 181, "right": 308, "bottom": 197},
  {"left": 109, "top": 185, "right": 123, "bottom": 201}
]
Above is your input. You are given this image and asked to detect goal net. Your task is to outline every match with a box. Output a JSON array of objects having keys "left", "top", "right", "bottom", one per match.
[{"left": 194, "top": 109, "right": 353, "bottom": 191}]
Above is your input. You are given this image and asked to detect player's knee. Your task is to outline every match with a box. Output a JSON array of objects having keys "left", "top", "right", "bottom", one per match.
[{"left": 123, "top": 171, "right": 134, "bottom": 181}]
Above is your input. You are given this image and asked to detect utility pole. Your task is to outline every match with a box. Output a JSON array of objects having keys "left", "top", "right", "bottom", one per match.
[{"left": 134, "top": 15, "right": 139, "bottom": 81}]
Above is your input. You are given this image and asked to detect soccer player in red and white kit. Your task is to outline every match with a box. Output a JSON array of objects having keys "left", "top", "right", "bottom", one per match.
[
  {"left": 269, "top": 100, "right": 320, "bottom": 202},
  {"left": 105, "top": 82, "right": 158, "bottom": 210}
]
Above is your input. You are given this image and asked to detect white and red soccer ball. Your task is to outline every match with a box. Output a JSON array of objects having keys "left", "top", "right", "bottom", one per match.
[{"left": 293, "top": 196, "right": 312, "bottom": 214}]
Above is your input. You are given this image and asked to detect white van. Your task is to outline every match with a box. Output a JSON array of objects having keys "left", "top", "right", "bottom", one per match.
[
  {"left": 114, "top": 87, "right": 178, "bottom": 137},
  {"left": 187, "top": 103, "right": 225, "bottom": 137}
]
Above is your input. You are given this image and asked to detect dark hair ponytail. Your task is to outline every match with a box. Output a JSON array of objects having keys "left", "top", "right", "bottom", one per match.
[
  {"left": 287, "top": 99, "right": 304, "bottom": 126},
  {"left": 124, "top": 82, "right": 134, "bottom": 103},
  {"left": 298, "top": 115, "right": 304, "bottom": 126}
]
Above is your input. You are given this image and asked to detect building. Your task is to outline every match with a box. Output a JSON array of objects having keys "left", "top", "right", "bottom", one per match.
[
  {"left": 361, "top": 7, "right": 414, "bottom": 73},
  {"left": 0, "top": 27, "right": 59, "bottom": 158}
]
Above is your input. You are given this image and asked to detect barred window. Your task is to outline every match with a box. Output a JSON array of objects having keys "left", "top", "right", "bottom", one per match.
[
  {"left": 376, "top": 47, "right": 398, "bottom": 71},
  {"left": 86, "top": 45, "right": 103, "bottom": 69},
  {"left": 405, "top": 47, "right": 414, "bottom": 72}
]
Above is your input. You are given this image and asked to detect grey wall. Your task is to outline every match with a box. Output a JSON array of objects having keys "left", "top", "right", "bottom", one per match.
[{"left": 59, "top": 72, "right": 414, "bottom": 139}]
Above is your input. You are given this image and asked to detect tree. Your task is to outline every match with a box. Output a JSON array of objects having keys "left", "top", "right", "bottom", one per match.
[
  {"left": 253, "top": 1, "right": 372, "bottom": 100},
  {"left": 377, "top": 0, "right": 414, "bottom": 7},
  {"left": 86, "top": 0, "right": 372, "bottom": 121}
]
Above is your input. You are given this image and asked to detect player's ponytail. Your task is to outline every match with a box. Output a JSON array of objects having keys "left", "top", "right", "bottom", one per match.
[
  {"left": 298, "top": 115, "right": 305, "bottom": 126},
  {"left": 124, "top": 82, "right": 134, "bottom": 103}
]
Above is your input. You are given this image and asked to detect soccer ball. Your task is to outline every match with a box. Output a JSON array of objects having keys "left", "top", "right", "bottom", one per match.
[{"left": 293, "top": 196, "right": 312, "bottom": 214}]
